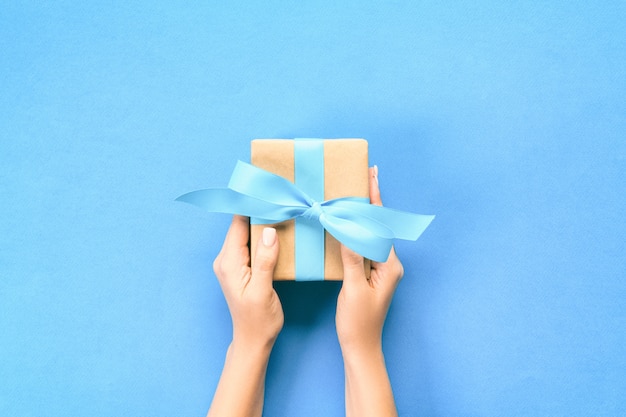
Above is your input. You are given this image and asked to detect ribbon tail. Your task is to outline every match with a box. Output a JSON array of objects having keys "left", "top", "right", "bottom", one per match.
[
  {"left": 329, "top": 200, "right": 435, "bottom": 241},
  {"left": 320, "top": 215, "right": 394, "bottom": 262},
  {"left": 379, "top": 210, "right": 434, "bottom": 241},
  {"left": 175, "top": 188, "right": 297, "bottom": 221}
]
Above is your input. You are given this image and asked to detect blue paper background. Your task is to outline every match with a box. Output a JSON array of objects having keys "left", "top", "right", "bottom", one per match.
[{"left": 1, "top": 2, "right": 624, "bottom": 416}]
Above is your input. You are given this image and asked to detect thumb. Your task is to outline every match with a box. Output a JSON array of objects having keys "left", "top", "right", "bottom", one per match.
[
  {"left": 339, "top": 166, "right": 380, "bottom": 285},
  {"left": 340, "top": 244, "right": 367, "bottom": 286},
  {"left": 369, "top": 165, "right": 383, "bottom": 207},
  {"left": 251, "top": 227, "right": 279, "bottom": 286}
]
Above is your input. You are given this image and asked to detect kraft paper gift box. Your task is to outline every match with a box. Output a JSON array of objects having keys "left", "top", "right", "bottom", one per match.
[
  {"left": 250, "top": 138, "right": 371, "bottom": 281},
  {"left": 176, "top": 139, "right": 434, "bottom": 280}
]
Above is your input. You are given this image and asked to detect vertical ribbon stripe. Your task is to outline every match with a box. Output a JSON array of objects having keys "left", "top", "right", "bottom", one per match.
[{"left": 294, "top": 139, "right": 325, "bottom": 281}]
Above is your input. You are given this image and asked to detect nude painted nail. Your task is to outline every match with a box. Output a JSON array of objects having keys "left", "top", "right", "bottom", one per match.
[
  {"left": 262, "top": 227, "right": 277, "bottom": 247},
  {"left": 373, "top": 164, "right": 379, "bottom": 185}
]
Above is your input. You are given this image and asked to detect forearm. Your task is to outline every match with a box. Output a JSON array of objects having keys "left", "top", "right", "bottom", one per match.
[
  {"left": 207, "top": 341, "right": 272, "bottom": 417},
  {"left": 342, "top": 345, "right": 398, "bottom": 417}
]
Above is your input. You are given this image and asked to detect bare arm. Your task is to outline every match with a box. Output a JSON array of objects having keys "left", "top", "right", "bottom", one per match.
[
  {"left": 336, "top": 166, "right": 402, "bottom": 417},
  {"left": 208, "top": 217, "right": 282, "bottom": 417}
]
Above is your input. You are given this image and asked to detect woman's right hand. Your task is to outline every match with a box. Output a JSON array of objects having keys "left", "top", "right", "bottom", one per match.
[
  {"left": 336, "top": 166, "right": 404, "bottom": 356},
  {"left": 335, "top": 166, "right": 402, "bottom": 417}
]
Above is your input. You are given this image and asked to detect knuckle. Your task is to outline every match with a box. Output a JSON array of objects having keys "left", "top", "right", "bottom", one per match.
[
  {"left": 394, "top": 258, "right": 404, "bottom": 277},
  {"left": 254, "top": 252, "right": 276, "bottom": 274},
  {"left": 396, "top": 264, "right": 404, "bottom": 281},
  {"left": 214, "top": 247, "right": 250, "bottom": 278},
  {"left": 212, "top": 254, "right": 224, "bottom": 276},
  {"left": 387, "top": 251, "right": 404, "bottom": 281}
]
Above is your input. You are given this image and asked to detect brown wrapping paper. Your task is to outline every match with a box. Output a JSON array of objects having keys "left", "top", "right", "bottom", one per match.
[{"left": 250, "top": 139, "right": 371, "bottom": 280}]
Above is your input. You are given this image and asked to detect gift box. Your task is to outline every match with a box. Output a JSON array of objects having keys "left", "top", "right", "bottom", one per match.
[
  {"left": 250, "top": 138, "right": 370, "bottom": 281},
  {"left": 176, "top": 138, "right": 434, "bottom": 282}
]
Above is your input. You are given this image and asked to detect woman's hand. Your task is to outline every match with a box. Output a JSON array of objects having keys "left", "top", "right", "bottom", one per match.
[
  {"left": 336, "top": 166, "right": 404, "bottom": 355},
  {"left": 336, "top": 166, "right": 402, "bottom": 417},
  {"left": 213, "top": 216, "right": 283, "bottom": 350},
  {"left": 208, "top": 217, "right": 282, "bottom": 417}
]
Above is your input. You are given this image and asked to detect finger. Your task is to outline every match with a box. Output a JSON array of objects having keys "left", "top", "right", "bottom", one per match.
[
  {"left": 214, "top": 215, "right": 250, "bottom": 284},
  {"left": 222, "top": 215, "right": 249, "bottom": 254},
  {"left": 371, "top": 246, "right": 404, "bottom": 285},
  {"left": 250, "top": 227, "right": 279, "bottom": 289},
  {"left": 369, "top": 165, "right": 383, "bottom": 207},
  {"left": 340, "top": 244, "right": 367, "bottom": 286}
]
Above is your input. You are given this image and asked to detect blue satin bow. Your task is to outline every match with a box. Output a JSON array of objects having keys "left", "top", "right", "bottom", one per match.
[{"left": 176, "top": 161, "right": 434, "bottom": 263}]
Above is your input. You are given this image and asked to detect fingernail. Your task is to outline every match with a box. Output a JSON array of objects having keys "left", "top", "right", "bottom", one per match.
[
  {"left": 262, "top": 227, "right": 277, "bottom": 247},
  {"left": 373, "top": 165, "right": 379, "bottom": 185}
]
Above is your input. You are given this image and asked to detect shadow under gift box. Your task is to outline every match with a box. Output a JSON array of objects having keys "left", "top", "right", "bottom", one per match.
[{"left": 250, "top": 139, "right": 371, "bottom": 281}]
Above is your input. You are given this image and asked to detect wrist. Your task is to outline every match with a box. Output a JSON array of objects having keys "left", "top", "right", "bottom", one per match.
[
  {"left": 230, "top": 335, "right": 275, "bottom": 360},
  {"left": 338, "top": 331, "right": 383, "bottom": 358},
  {"left": 340, "top": 341, "right": 384, "bottom": 366}
]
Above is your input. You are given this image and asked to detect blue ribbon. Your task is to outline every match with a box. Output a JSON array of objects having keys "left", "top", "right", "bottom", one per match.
[
  {"left": 176, "top": 160, "right": 435, "bottom": 264},
  {"left": 293, "top": 139, "right": 325, "bottom": 280}
]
